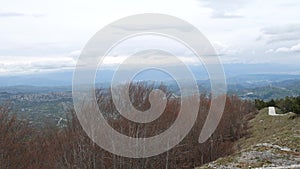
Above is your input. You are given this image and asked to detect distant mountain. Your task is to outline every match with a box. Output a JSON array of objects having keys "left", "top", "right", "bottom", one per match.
[
  {"left": 0, "top": 70, "right": 115, "bottom": 87},
  {"left": 0, "top": 71, "right": 73, "bottom": 87},
  {"left": 0, "top": 85, "right": 72, "bottom": 94},
  {"left": 0, "top": 63, "right": 299, "bottom": 88},
  {"left": 227, "top": 74, "right": 300, "bottom": 90}
]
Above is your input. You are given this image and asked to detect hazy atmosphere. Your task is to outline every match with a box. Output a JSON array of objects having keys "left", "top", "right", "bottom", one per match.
[{"left": 1, "top": 0, "right": 300, "bottom": 76}]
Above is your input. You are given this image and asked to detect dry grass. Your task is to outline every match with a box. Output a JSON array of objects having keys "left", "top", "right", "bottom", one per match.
[{"left": 236, "top": 108, "right": 300, "bottom": 151}]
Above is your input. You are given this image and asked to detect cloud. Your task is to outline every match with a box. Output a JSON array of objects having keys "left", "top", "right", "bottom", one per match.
[
  {"left": 260, "top": 24, "right": 300, "bottom": 43},
  {"left": 0, "top": 55, "right": 76, "bottom": 75},
  {"left": 198, "top": 0, "right": 247, "bottom": 18},
  {"left": 265, "top": 49, "right": 274, "bottom": 53},
  {"left": 31, "top": 13, "right": 46, "bottom": 18},
  {"left": 69, "top": 50, "right": 81, "bottom": 60},
  {"left": 111, "top": 22, "right": 193, "bottom": 32},
  {"left": 200, "top": 0, "right": 246, "bottom": 11},
  {"left": 0, "top": 12, "right": 25, "bottom": 17},
  {"left": 275, "top": 43, "right": 300, "bottom": 53},
  {"left": 211, "top": 11, "right": 243, "bottom": 19},
  {"left": 0, "top": 11, "right": 45, "bottom": 18},
  {"left": 212, "top": 41, "right": 238, "bottom": 56}
]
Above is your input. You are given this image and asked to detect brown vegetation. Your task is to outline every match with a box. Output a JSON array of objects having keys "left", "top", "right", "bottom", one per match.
[{"left": 0, "top": 83, "right": 256, "bottom": 169}]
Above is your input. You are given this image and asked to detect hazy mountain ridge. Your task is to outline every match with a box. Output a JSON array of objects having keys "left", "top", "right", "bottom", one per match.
[{"left": 1, "top": 63, "right": 299, "bottom": 87}]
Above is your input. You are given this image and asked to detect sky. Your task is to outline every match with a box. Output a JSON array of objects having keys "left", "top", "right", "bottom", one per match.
[{"left": 0, "top": 0, "right": 300, "bottom": 75}]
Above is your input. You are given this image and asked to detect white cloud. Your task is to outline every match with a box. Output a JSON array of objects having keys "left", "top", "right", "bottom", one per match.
[
  {"left": 0, "top": 12, "right": 25, "bottom": 17},
  {"left": 265, "top": 49, "right": 274, "bottom": 53},
  {"left": 0, "top": 11, "right": 45, "bottom": 18},
  {"left": 291, "top": 43, "right": 300, "bottom": 52},
  {"left": 260, "top": 24, "right": 300, "bottom": 44},
  {"left": 211, "top": 11, "right": 243, "bottom": 19},
  {"left": 276, "top": 47, "right": 290, "bottom": 53},
  {"left": 276, "top": 43, "right": 300, "bottom": 53},
  {"left": 212, "top": 41, "right": 238, "bottom": 56},
  {"left": 1, "top": 0, "right": 300, "bottom": 75},
  {"left": 0, "top": 55, "right": 75, "bottom": 75},
  {"left": 69, "top": 50, "right": 81, "bottom": 60},
  {"left": 197, "top": 0, "right": 247, "bottom": 19}
]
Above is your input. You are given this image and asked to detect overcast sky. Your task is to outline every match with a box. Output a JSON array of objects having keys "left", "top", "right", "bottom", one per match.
[{"left": 1, "top": 0, "right": 300, "bottom": 75}]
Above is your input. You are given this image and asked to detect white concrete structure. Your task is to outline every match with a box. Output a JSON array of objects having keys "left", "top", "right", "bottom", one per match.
[{"left": 268, "top": 106, "right": 286, "bottom": 116}]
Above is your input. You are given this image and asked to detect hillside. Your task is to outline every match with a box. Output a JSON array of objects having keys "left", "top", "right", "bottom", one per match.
[
  {"left": 231, "top": 79, "right": 300, "bottom": 100},
  {"left": 196, "top": 108, "right": 300, "bottom": 169}
]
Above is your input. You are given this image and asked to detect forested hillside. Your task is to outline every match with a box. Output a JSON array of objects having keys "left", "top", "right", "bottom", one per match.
[{"left": 0, "top": 84, "right": 256, "bottom": 169}]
